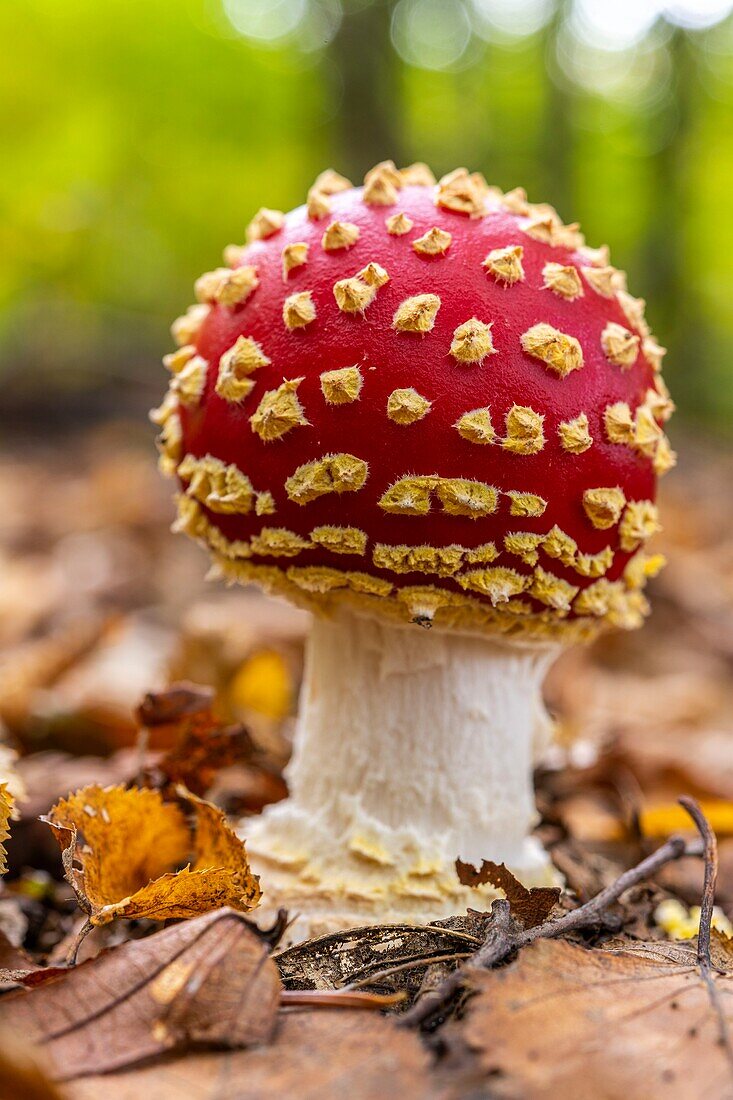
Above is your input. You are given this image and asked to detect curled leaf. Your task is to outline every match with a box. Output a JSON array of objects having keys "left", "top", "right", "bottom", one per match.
[
  {"left": 455, "top": 859, "right": 560, "bottom": 929},
  {"left": 0, "top": 783, "right": 13, "bottom": 876},
  {"left": 42, "top": 784, "right": 261, "bottom": 925}
]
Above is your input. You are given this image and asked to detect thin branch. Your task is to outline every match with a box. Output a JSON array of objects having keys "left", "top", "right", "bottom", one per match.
[
  {"left": 280, "top": 989, "right": 405, "bottom": 1010},
  {"left": 678, "top": 796, "right": 733, "bottom": 1073},
  {"left": 345, "top": 951, "right": 473, "bottom": 991},
  {"left": 65, "top": 918, "right": 94, "bottom": 967},
  {"left": 402, "top": 833, "right": 704, "bottom": 1029},
  {"left": 678, "top": 796, "right": 717, "bottom": 974}
]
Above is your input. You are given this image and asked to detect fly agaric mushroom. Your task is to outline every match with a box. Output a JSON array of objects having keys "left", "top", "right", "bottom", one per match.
[{"left": 154, "top": 162, "right": 674, "bottom": 929}]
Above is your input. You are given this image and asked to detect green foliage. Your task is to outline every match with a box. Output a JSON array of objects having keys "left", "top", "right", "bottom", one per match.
[{"left": 1, "top": 0, "right": 733, "bottom": 431}]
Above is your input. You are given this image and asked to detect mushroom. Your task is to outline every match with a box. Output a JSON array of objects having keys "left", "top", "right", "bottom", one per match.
[{"left": 154, "top": 162, "right": 674, "bottom": 931}]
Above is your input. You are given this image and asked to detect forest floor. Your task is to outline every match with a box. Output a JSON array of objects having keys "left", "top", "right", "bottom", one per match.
[{"left": 2, "top": 423, "right": 733, "bottom": 1098}]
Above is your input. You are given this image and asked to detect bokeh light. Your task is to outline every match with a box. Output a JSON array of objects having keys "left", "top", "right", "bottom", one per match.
[{"left": 390, "top": 0, "right": 474, "bottom": 70}]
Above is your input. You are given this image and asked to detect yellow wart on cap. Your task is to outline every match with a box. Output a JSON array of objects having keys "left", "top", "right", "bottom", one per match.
[
  {"left": 619, "top": 500, "right": 660, "bottom": 552},
  {"left": 216, "top": 336, "right": 270, "bottom": 403},
  {"left": 250, "top": 378, "right": 308, "bottom": 442},
  {"left": 320, "top": 366, "right": 363, "bottom": 405},
  {"left": 412, "top": 227, "right": 452, "bottom": 256},
  {"left": 502, "top": 405, "right": 545, "bottom": 455},
  {"left": 450, "top": 318, "right": 496, "bottom": 363},
  {"left": 399, "top": 162, "right": 436, "bottom": 186},
  {"left": 436, "top": 168, "right": 488, "bottom": 217},
  {"left": 542, "top": 263, "right": 584, "bottom": 301},
  {"left": 386, "top": 212, "right": 414, "bottom": 236},
  {"left": 286, "top": 453, "right": 369, "bottom": 505},
  {"left": 521, "top": 323, "right": 583, "bottom": 377},
  {"left": 454, "top": 407, "right": 495, "bottom": 445},
  {"left": 310, "top": 526, "right": 367, "bottom": 556},
  {"left": 171, "top": 304, "right": 209, "bottom": 347},
  {"left": 322, "top": 221, "right": 361, "bottom": 251},
  {"left": 250, "top": 528, "right": 312, "bottom": 557},
  {"left": 583, "top": 487, "right": 626, "bottom": 530},
  {"left": 282, "top": 242, "right": 309, "bottom": 281},
  {"left": 601, "top": 322, "right": 639, "bottom": 368},
  {"left": 541, "top": 526, "right": 577, "bottom": 567},
  {"left": 504, "top": 533, "right": 544, "bottom": 566},
  {"left": 483, "top": 245, "right": 525, "bottom": 286},
  {"left": 457, "top": 567, "right": 529, "bottom": 605},
  {"left": 581, "top": 266, "right": 619, "bottom": 298},
  {"left": 283, "top": 291, "right": 316, "bottom": 329},
  {"left": 575, "top": 546, "right": 613, "bottom": 578},
  {"left": 393, "top": 294, "right": 441, "bottom": 333},
  {"left": 507, "top": 492, "right": 547, "bottom": 517},
  {"left": 387, "top": 388, "right": 431, "bottom": 425},
  {"left": 558, "top": 413, "right": 593, "bottom": 454},
  {"left": 171, "top": 355, "right": 207, "bottom": 407},
  {"left": 246, "top": 208, "right": 285, "bottom": 243},
  {"left": 530, "top": 566, "right": 579, "bottom": 612}
]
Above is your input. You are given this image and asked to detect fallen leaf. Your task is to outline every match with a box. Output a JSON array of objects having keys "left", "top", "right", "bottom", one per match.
[
  {"left": 461, "top": 935, "right": 733, "bottom": 1099},
  {"left": 0, "top": 930, "right": 67, "bottom": 990},
  {"left": 276, "top": 920, "right": 486, "bottom": 996},
  {"left": 137, "top": 683, "right": 263, "bottom": 796},
  {"left": 0, "top": 909, "right": 280, "bottom": 1080},
  {"left": 42, "top": 784, "right": 261, "bottom": 924},
  {"left": 0, "top": 1026, "right": 64, "bottom": 1100},
  {"left": 70, "top": 1009, "right": 438, "bottom": 1100},
  {"left": 0, "top": 783, "right": 11, "bottom": 875},
  {"left": 455, "top": 859, "right": 560, "bottom": 928}
]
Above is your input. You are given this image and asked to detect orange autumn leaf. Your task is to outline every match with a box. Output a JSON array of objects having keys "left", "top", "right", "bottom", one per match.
[
  {"left": 42, "top": 784, "right": 261, "bottom": 925},
  {"left": 0, "top": 784, "right": 11, "bottom": 876}
]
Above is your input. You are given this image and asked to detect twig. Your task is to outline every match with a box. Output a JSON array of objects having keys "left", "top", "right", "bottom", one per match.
[
  {"left": 679, "top": 796, "right": 717, "bottom": 974},
  {"left": 280, "top": 989, "right": 405, "bottom": 1010},
  {"left": 345, "top": 951, "right": 473, "bottom": 991},
  {"left": 402, "top": 832, "right": 704, "bottom": 1028},
  {"left": 65, "top": 917, "right": 94, "bottom": 967},
  {"left": 678, "top": 796, "right": 733, "bottom": 1071}
]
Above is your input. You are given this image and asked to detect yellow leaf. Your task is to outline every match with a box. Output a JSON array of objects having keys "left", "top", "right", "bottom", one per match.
[
  {"left": 43, "top": 785, "right": 261, "bottom": 925},
  {"left": 229, "top": 649, "right": 292, "bottom": 720},
  {"left": 639, "top": 800, "right": 733, "bottom": 839},
  {"left": 0, "top": 784, "right": 12, "bottom": 877}
]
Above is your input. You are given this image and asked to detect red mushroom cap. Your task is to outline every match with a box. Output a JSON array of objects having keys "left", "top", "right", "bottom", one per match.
[{"left": 154, "top": 163, "right": 674, "bottom": 642}]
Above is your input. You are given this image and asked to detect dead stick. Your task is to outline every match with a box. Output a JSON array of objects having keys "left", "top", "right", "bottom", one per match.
[
  {"left": 402, "top": 832, "right": 703, "bottom": 1028},
  {"left": 65, "top": 917, "right": 94, "bottom": 967},
  {"left": 678, "top": 796, "right": 733, "bottom": 1071},
  {"left": 678, "top": 796, "right": 717, "bottom": 974},
  {"left": 280, "top": 989, "right": 405, "bottom": 1010},
  {"left": 346, "top": 951, "right": 473, "bottom": 991}
]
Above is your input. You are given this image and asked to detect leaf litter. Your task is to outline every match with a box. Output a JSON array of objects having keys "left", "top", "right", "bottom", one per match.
[{"left": 3, "top": 433, "right": 733, "bottom": 1095}]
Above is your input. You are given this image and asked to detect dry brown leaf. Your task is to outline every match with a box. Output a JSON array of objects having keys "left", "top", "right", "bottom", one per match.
[
  {"left": 70, "top": 1009, "right": 438, "bottom": 1100},
  {"left": 0, "top": 909, "right": 280, "bottom": 1080},
  {"left": 276, "top": 920, "right": 487, "bottom": 995},
  {"left": 42, "top": 784, "right": 261, "bottom": 924},
  {"left": 461, "top": 935, "right": 733, "bottom": 1099},
  {"left": 137, "top": 682, "right": 262, "bottom": 796},
  {"left": 455, "top": 859, "right": 560, "bottom": 928}
]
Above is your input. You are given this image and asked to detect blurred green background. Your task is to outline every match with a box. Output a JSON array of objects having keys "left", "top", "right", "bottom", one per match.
[{"left": 2, "top": 0, "right": 732, "bottom": 434}]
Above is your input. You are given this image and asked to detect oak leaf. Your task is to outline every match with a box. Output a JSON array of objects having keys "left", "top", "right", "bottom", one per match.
[
  {"left": 455, "top": 858, "right": 560, "bottom": 928},
  {"left": 0, "top": 909, "right": 280, "bottom": 1079},
  {"left": 462, "top": 935, "right": 733, "bottom": 1099},
  {"left": 42, "top": 784, "right": 261, "bottom": 925}
]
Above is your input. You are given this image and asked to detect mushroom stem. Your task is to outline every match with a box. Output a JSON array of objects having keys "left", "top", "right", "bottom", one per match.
[{"left": 246, "top": 610, "right": 559, "bottom": 930}]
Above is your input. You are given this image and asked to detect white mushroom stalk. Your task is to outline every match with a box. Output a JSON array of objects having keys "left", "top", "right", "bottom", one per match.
[{"left": 245, "top": 610, "right": 560, "bottom": 931}]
